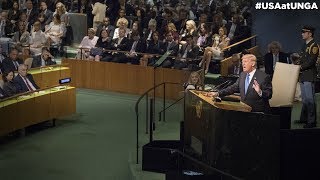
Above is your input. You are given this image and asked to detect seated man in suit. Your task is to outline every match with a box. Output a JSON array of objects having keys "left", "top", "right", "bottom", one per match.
[
  {"left": 14, "top": 64, "right": 39, "bottom": 93},
  {"left": 1, "top": 48, "right": 23, "bottom": 72},
  {"left": 228, "top": 53, "right": 242, "bottom": 76},
  {"left": 31, "top": 47, "right": 56, "bottom": 68},
  {"left": 112, "top": 31, "right": 145, "bottom": 64},
  {"left": 173, "top": 34, "right": 199, "bottom": 70},
  {"left": 161, "top": 31, "right": 180, "bottom": 68},
  {"left": 264, "top": 41, "right": 289, "bottom": 77},
  {"left": 209, "top": 54, "right": 272, "bottom": 113}
]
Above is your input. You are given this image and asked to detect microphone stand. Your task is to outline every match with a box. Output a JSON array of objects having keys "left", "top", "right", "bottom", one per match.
[{"left": 150, "top": 50, "right": 172, "bottom": 142}]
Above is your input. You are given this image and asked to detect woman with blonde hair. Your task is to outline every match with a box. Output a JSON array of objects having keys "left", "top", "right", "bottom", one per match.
[
  {"left": 30, "top": 21, "right": 47, "bottom": 55},
  {"left": 113, "top": 17, "right": 130, "bottom": 39},
  {"left": 180, "top": 20, "right": 197, "bottom": 42},
  {"left": 166, "top": 22, "right": 179, "bottom": 41},
  {"left": 184, "top": 71, "right": 203, "bottom": 91},
  {"left": 54, "top": 2, "right": 69, "bottom": 25}
]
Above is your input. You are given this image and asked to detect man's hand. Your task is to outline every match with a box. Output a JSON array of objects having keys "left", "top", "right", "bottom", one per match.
[
  {"left": 206, "top": 92, "right": 219, "bottom": 98},
  {"left": 252, "top": 80, "right": 262, "bottom": 96}
]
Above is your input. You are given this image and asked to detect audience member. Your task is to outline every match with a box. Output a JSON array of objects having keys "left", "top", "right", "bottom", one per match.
[
  {"left": 264, "top": 41, "right": 289, "bottom": 77},
  {"left": 13, "top": 64, "right": 39, "bottom": 93},
  {"left": 31, "top": 47, "right": 56, "bottom": 68},
  {"left": 2, "top": 70, "right": 18, "bottom": 97},
  {"left": 76, "top": 28, "right": 99, "bottom": 60},
  {"left": 91, "top": 0, "right": 106, "bottom": 29},
  {"left": 184, "top": 71, "right": 202, "bottom": 91},
  {"left": 2, "top": 48, "right": 23, "bottom": 72}
]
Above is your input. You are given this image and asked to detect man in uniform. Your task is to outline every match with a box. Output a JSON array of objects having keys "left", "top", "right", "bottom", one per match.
[{"left": 294, "top": 25, "right": 319, "bottom": 128}]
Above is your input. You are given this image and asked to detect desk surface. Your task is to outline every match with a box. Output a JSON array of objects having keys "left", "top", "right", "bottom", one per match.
[
  {"left": 190, "top": 90, "right": 252, "bottom": 112},
  {"left": 28, "top": 66, "right": 69, "bottom": 75},
  {"left": 0, "top": 86, "right": 74, "bottom": 107}
]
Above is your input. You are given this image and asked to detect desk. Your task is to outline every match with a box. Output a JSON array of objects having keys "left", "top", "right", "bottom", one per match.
[
  {"left": 0, "top": 86, "right": 76, "bottom": 136},
  {"left": 184, "top": 90, "right": 280, "bottom": 179},
  {"left": 28, "top": 65, "right": 71, "bottom": 88},
  {"left": 62, "top": 59, "right": 189, "bottom": 99},
  {"left": 0, "top": 65, "right": 71, "bottom": 89}
]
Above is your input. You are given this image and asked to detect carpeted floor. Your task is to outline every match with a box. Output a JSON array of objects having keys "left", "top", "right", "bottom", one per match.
[{"left": 0, "top": 88, "right": 318, "bottom": 180}]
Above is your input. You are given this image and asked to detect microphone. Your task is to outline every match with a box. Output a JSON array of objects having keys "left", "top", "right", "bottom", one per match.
[{"left": 212, "top": 80, "right": 230, "bottom": 91}]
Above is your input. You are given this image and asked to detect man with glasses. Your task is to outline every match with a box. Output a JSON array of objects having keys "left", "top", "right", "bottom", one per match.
[{"left": 294, "top": 25, "right": 319, "bottom": 128}]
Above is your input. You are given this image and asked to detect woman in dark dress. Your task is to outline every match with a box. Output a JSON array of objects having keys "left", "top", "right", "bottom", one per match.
[{"left": 2, "top": 70, "right": 19, "bottom": 97}]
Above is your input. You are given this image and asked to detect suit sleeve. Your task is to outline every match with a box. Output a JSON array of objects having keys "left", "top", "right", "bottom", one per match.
[
  {"left": 218, "top": 78, "right": 240, "bottom": 97},
  {"left": 261, "top": 75, "right": 272, "bottom": 100},
  {"left": 300, "top": 44, "right": 319, "bottom": 71}
]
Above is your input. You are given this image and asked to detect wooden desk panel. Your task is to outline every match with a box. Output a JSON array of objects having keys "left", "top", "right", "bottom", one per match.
[
  {"left": 62, "top": 59, "right": 188, "bottom": 100},
  {"left": 0, "top": 87, "right": 76, "bottom": 136}
]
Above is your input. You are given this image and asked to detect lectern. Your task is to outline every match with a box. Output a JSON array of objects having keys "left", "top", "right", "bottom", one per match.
[{"left": 184, "top": 90, "right": 281, "bottom": 180}]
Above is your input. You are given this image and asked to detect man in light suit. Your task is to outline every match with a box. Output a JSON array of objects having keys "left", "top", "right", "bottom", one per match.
[
  {"left": 210, "top": 54, "right": 272, "bottom": 112},
  {"left": 14, "top": 64, "right": 39, "bottom": 93}
]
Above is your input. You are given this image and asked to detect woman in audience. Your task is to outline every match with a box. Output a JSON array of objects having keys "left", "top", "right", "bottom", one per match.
[
  {"left": 180, "top": 20, "right": 197, "bottom": 42},
  {"left": 11, "top": 21, "right": 30, "bottom": 52},
  {"left": 37, "top": 13, "right": 47, "bottom": 32},
  {"left": 54, "top": 2, "right": 69, "bottom": 25},
  {"left": 76, "top": 28, "right": 99, "bottom": 60},
  {"left": 184, "top": 71, "right": 202, "bottom": 91},
  {"left": 45, "top": 14, "right": 65, "bottom": 46},
  {"left": 113, "top": 17, "right": 130, "bottom": 39},
  {"left": 91, "top": 29, "right": 112, "bottom": 61},
  {"left": 128, "top": 21, "right": 141, "bottom": 39},
  {"left": 140, "top": 31, "right": 164, "bottom": 66},
  {"left": 199, "top": 27, "right": 230, "bottom": 74},
  {"left": 165, "top": 23, "right": 179, "bottom": 42},
  {"left": 8, "top": 1, "right": 21, "bottom": 28},
  {"left": 2, "top": 70, "right": 18, "bottom": 97},
  {"left": 197, "top": 23, "right": 211, "bottom": 49},
  {"left": 30, "top": 21, "right": 47, "bottom": 55}
]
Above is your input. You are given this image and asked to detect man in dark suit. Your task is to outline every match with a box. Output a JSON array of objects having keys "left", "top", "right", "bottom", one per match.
[
  {"left": 228, "top": 53, "right": 242, "bottom": 76},
  {"left": 2, "top": 48, "right": 23, "bottom": 72},
  {"left": 24, "top": 0, "right": 39, "bottom": 25},
  {"left": 31, "top": 47, "right": 56, "bottom": 68},
  {"left": 174, "top": 35, "right": 200, "bottom": 70},
  {"left": 96, "top": 17, "right": 115, "bottom": 38},
  {"left": 264, "top": 41, "right": 289, "bottom": 77},
  {"left": 40, "top": 1, "right": 53, "bottom": 25},
  {"left": 294, "top": 26, "right": 319, "bottom": 128},
  {"left": 14, "top": 64, "right": 39, "bottom": 93},
  {"left": 107, "top": 28, "right": 130, "bottom": 62},
  {"left": 210, "top": 54, "right": 272, "bottom": 112},
  {"left": 162, "top": 31, "right": 180, "bottom": 68}
]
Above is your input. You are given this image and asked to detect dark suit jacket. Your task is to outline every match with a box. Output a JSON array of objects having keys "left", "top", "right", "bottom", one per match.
[
  {"left": 299, "top": 39, "right": 319, "bottom": 82},
  {"left": 264, "top": 52, "right": 288, "bottom": 76},
  {"left": 218, "top": 70, "right": 272, "bottom": 112},
  {"left": 2, "top": 58, "right": 23, "bottom": 72},
  {"left": 31, "top": 55, "right": 57, "bottom": 68},
  {"left": 24, "top": 8, "right": 39, "bottom": 25},
  {"left": 162, "top": 41, "right": 179, "bottom": 56},
  {"left": 2, "top": 81, "right": 18, "bottom": 97},
  {"left": 42, "top": 9, "right": 53, "bottom": 25},
  {"left": 111, "top": 37, "right": 130, "bottom": 51},
  {"left": 0, "top": 86, "right": 6, "bottom": 99},
  {"left": 13, "top": 74, "right": 40, "bottom": 93},
  {"left": 179, "top": 44, "right": 200, "bottom": 59}
]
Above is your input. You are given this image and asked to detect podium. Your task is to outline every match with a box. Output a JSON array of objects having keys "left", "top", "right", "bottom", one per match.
[{"left": 184, "top": 90, "right": 280, "bottom": 180}]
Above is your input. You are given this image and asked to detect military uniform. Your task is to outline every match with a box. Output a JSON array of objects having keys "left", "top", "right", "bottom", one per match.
[{"left": 298, "top": 26, "right": 319, "bottom": 128}]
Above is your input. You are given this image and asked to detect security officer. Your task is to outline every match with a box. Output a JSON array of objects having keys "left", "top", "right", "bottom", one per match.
[{"left": 294, "top": 25, "right": 319, "bottom": 128}]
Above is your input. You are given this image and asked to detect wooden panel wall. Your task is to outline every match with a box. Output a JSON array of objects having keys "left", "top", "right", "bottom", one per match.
[{"left": 62, "top": 59, "right": 190, "bottom": 99}]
